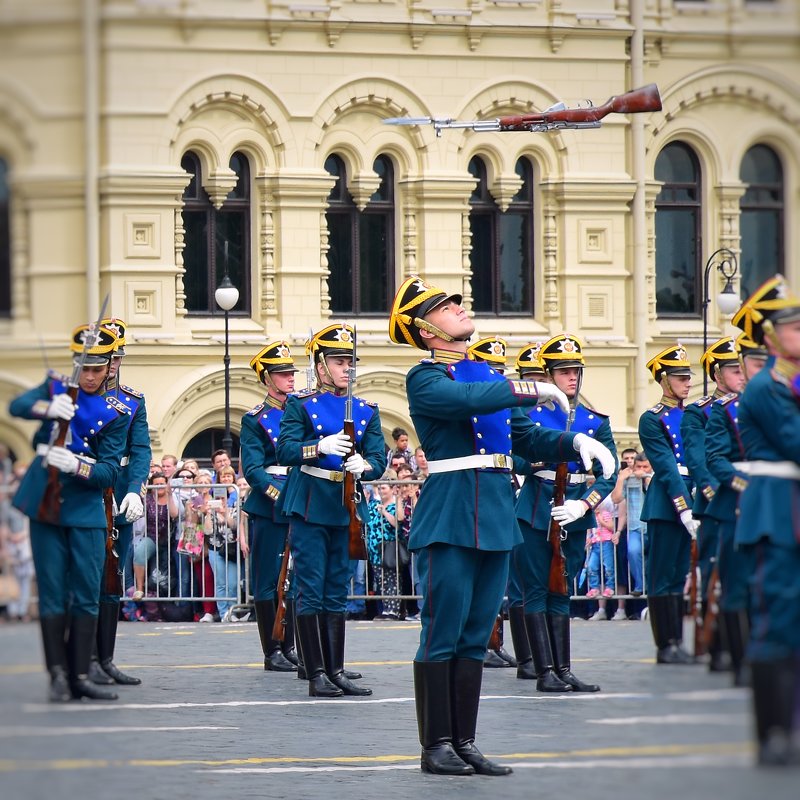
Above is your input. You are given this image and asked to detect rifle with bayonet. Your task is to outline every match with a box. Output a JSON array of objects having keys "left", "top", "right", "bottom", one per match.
[
  {"left": 343, "top": 324, "right": 367, "bottom": 560},
  {"left": 37, "top": 295, "right": 109, "bottom": 524},
  {"left": 385, "top": 83, "right": 661, "bottom": 138}
]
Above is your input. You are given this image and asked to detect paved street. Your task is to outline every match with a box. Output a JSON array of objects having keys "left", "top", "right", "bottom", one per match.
[{"left": 0, "top": 615, "right": 796, "bottom": 800}]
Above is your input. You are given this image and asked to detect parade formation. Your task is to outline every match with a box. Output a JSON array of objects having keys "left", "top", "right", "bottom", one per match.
[{"left": 5, "top": 270, "right": 799, "bottom": 774}]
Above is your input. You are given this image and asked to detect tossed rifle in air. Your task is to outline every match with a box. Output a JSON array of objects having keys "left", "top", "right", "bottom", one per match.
[
  {"left": 548, "top": 370, "right": 583, "bottom": 595},
  {"left": 384, "top": 83, "right": 662, "bottom": 137},
  {"left": 37, "top": 294, "right": 109, "bottom": 524},
  {"left": 343, "top": 324, "right": 368, "bottom": 560}
]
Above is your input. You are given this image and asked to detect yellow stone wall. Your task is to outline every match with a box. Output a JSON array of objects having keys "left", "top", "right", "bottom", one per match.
[{"left": 1, "top": 0, "right": 799, "bottom": 460}]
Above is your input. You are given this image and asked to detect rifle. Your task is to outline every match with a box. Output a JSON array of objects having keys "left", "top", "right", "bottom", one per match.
[
  {"left": 306, "top": 327, "right": 316, "bottom": 392},
  {"left": 385, "top": 84, "right": 661, "bottom": 138},
  {"left": 103, "top": 488, "right": 122, "bottom": 597},
  {"left": 272, "top": 544, "right": 292, "bottom": 641},
  {"left": 689, "top": 538, "right": 704, "bottom": 656},
  {"left": 37, "top": 295, "right": 109, "bottom": 525},
  {"left": 488, "top": 614, "right": 502, "bottom": 652},
  {"left": 700, "top": 562, "right": 721, "bottom": 656},
  {"left": 343, "top": 324, "right": 367, "bottom": 560},
  {"left": 547, "top": 370, "right": 583, "bottom": 595}
]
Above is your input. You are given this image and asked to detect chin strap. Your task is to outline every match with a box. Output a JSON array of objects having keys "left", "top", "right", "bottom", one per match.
[{"left": 413, "top": 316, "right": 455, "bottom": 343}]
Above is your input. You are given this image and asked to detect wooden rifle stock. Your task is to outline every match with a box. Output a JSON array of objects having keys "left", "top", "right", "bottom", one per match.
[
  {"left": 272, "top": 544, "right": 291, "bottom": 640},
  {"left": 700, "top": 563, "right": 721, "bottom": 656},
  {"left": 497, "top": 84, "right": 662, "bottom": 131},
  {"left": 689, "top": 538, "right": 704, "bottom": 656},
  {"left": 343, "top": 418, "right": 367, "bottom": 560},
  {"left": 103, "top": 488, "right": 122, "bottom": 597},
  {"left": 488, "top": 614, "right": 502, "bottom": 652},
  {"left": 37, "top": 384, "right": 80, "bottom": 525},
  {"left": 547, "top": 461, "right": 569, "bottom": 595}
]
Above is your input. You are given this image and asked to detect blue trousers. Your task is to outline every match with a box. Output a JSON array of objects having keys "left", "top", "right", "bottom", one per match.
[
  {"left": 288, "top": 518, "right": 350, "bottom": 615},
  {"left": 30, "top": 521, "right": 105, "bottom": 617},
  {"left": 646, "top": 519, "right": 691, "bottom": 596},
  {"left": 415, "top": 544, "right": 508, "bottom": 662},
  {"left": 627, "top": 528, "right": 646, "bottom": 594},
  {"left": 512, "top": 520, "right": 585, "bottom": 615},
  {"left": 250, "top": 514, "right": 289, "bottom": 602},
  {"left": 717, "top": 519, "right": 753, "bottom": 612}
]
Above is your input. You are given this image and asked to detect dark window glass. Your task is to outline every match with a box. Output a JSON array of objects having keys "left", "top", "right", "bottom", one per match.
[
  {"left": 469, "top": 156, "right": 534, "bottom": 315},
  {"left": 181, "top": 151, "right": 251, "bottom": 315},
  {"left": 739, "top": 144, "right": 784, "bottom": 299},
  {"left": 182, "top": 428, "right": 241, "bottom": 473},
  {"left": 325, "top": 154, "right": 395, "bottom": 315},
  {"left": 0, "top": 159, "right": 10, "bottom": 317},
  {"left": 654, "top": 143, "right": 702, "bottom": 316}
]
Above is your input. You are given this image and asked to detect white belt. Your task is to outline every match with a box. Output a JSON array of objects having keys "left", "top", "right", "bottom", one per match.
[
  {"left": 733, "top": 460, "right": 800, "bottom": 480},
  {"left": 120, "top": 456, "right": 129, "bottom": 467},
  {"left": 677, "top": 465, "right": 689, "bottom": 476},
  {"left": 265, "top": 466, "right": 289, "bottom": 476},
  {"left": 300, "top": 465, "right": 344, "bottom": 482},
  {"left": 427, "top": 454, "right": 513, "bottom": 474},
  {"left": 533, "top": 470, "right": 588, "bottom": 484},
  {"left": 36, "top": 444, "right": 97, "bottom": 464}
]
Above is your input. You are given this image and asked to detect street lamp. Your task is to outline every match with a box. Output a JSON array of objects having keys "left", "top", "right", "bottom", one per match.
[
  {"left": 214, "top": 242, "right": 239, "bottom": 455},
  {"left": 701, "top": 247, "right": 739, "bottom": 395}
]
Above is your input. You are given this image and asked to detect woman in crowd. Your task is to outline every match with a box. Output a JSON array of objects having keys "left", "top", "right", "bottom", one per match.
[
  {"left": 395, "top": 462, "right": 419, "bottom": 620},
  {"left": 367, "top": 479, "right": 401, "bottom": 620}
]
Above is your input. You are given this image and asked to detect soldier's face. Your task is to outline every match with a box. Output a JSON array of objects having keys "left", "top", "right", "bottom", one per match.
[
  {"left": 665, "top": 374, "right": 691, "bottom": 400},
  {"left": 422, "top": 300, "right": 474, "bottom": 342},
  {"left": 551, "top": 367, "right": 581, "bottom": 399},
  {"left": 79, "top": 364, "right": 110, "bottom": 394},
  {"left": 743, "top": 355, "right": 768, "bottom": 381},
  {"left": 322, "top": 356, "right": 352, "bottom": 389},
  {"left": 717, "top": 363, "right": 745, "bottom": 395},
  {"left": 270, "top": 371, "right": 295, "bottom": 396},
  {"left": 774, "top": 319, "right": 800, "bottom": 359},
  {"left": 108, "top": 356, "right": 122, "bottom": 380}
]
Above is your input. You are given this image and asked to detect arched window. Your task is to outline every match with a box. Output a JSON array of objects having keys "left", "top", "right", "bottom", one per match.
[
  {"left": 654, "top": 142, "right": 702, "bottom": 317},
  {"left": 0, "top": 158, "right": 10, "bottom": 318},
  {"left": 325, "top": 154, "right": 395, "bottom": 315},
  {"left": 739, "top": 144, "right": 784, "bottom": 299},
  {"left": 181, "top": 151, "right": 251, "bottom": 315},
  {"left": 181, "top": 428, "right": 241, "bottom": 473},
  {"left": 469, "top": 157, "right": 534, "bottom": 315}
]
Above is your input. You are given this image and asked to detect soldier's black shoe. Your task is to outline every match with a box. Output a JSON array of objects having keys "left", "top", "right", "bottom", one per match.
[
  {"left": 536, "top": 667, "right": 573, "bottom": 692},
  {"left": 708, "top": 649, "right": 732, "bottom": 672},
  {"left": 495, "top": 647, "right": 517, "bottom": 668},
  {"left": 656, "top": 644, "right": 695, "bottom": 664},
  {"left": 281, "top": 647, "right": 299, "bottom": 667},
  {"left": 48, "top": 666, "right": 72, "bottom": 703},
  {"left": 266, "top": 648, "right": 298, "bottom": 672},
  {"left": 88, "top": 656, "right": 115, "bottom": 685},
  {"left": 70, "top": 677, "right": 119, "bottom": 701},
  {"left": 343, "top": 669, "right": 362, "bottom": 680},
  {"left": 421, "top": 743, "right": 474, "bottom": 776},
  {"left": 557, "top": 669, "right": 600, "bottom": 693},
  {"left": 100, "top": 659, "right": 142, "bottom": 686},
  {"left": 515, "top": 658, "right": 536, "bottom": 680},
  {"left": 483, "top": 649, "right": 510, "bottom": 668},
  {"left": 455, "top": 742, "right": 512, "bottom": 776},
  {"left": 524, "top": 612, "right": 573, "bottom": 692},
  {"left": 329, "top": 673, "right": 372, "bottom": 696},
  {"left": 308, "top": 673, "right": 343, "bottom": 698}
]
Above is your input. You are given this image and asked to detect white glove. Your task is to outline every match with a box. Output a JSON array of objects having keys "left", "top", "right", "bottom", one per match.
[
  {"left": 317, "top": 430, "right": 352, "bottom": 457},
  {"left": 46, "top": 394, "right": 76, "bottom": 421},
  {"left": 680, "top": 510, "right": 699, "bottom": 539},
  {"left": 119, "top": 492, "right": 144, "bottom": 523},
  {"left": 572, "top": 433, "right": 616, "bottom": 480},
  {"left": 534, "top": 383, "right": 570, "bottom": 414},
  {"left": 44, "top": 446, "right": 79, "bottom": 474},
  {"left": 551, "top": 499, "right": 589, "bottom": 526},
  {"left": 344, "top": 453, "right": 366, "bottom": 478}
]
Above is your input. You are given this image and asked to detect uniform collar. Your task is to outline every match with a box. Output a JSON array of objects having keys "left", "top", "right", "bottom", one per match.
[
  {"left": 428, "top": 348, "right": 465, "bottom": 364},
  {"left": 659, "top": 395, "right": 681, "bottom": 408},
  {"left": 265, "top": 394, "right": 286, "bottom": 410},
  {"left": 772, "top": 357, "right": 800, "bottom": 384},
  {"left": 318, "top": 383, "right": 346, "bottom": 397}
]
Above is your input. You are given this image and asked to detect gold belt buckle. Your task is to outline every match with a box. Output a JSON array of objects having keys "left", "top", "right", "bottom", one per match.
[
  {"left": 492, "top": 454, "right": 510, "bottom": 469},
  {"left": 331, "top": 470, "right": 344, "bottom": 483}
]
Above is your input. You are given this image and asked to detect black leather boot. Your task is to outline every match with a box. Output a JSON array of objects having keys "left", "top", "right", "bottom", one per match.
[
  {"left": 669, "top": 594, "right": 695, "bottom": 663},
  {"left": 548, "top": 613, "right": 600, "bottom": 692},
  {"left": 413, "top": 660, "right": 474, "bottom": 775},
  {"left": 96, "top": 601, "right": 141, "bottom": 685},
  {"left": 493, "top": 617, "right": 517, "bottom": 667},
  {"left": 483, "top": 649, "right": 510, "bottom": 668},
  {"left": 524, "top": 611, "right": 572, "bottom": 692},
  {"left": 255, "top": 600, "right": 297, "bottom": 672},
  {"left": 40, "top": 615, "right": 71, "bottom": 702},
  {"left": 281, "top": 599, "right": 299, "bottom": 666},
  {"left": 88, "top": 650, "right": 115, "bottom": 685},
  {"left": 649, "top": 595, "right": 693, "bottom": 664},
  {"left": 508, "top": 606, "right": 535, "bottom": 680},
  {"left": 320, "top": 612, "right": 371, "bottom": 696},
  {"left": 294, "top": 614, "right": 342, "bottom": 697},
  {"left": 452, "top": 658, "right": 513, "bottom": 775},
  {"left": 722, "top": 610, "right": 750, "bottom": 687},
  {"left": 751, "top": 659, "right": 796, "bottom": 767},
  {"left": 67, "top": 615, "right": 118, "bottom": 701}
]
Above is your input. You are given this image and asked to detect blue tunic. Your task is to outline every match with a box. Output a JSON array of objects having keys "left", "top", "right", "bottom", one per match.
[{"left": 680, "top": 397, "right": 718, "bottom": 517}]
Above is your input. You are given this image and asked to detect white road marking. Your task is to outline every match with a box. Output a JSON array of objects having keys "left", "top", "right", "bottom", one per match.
[
  {"left": 588, "top": 713, "right": 749, "bottom": 726},
  {"left": 0, "top": 725, "right": 238, "bottom": 738}
]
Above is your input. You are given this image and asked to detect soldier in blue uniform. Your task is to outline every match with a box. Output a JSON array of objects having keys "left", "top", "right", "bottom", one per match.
[
  {"left": 729, "top": 276, "right": 800, "bottom": 766},
  {"left": 389, "top": 277, "right": 615, "bottom": 776},
  {"left": 240, "top": 341, "right": 298, "bottom": 673},
  {"left": 513, "top": 334, "right": 618, "bottom": 694},
  {"left": 86, "top": 317, "right": 151, "bottom": 688},
  {"left": 9, "top": 324, "right": 127, "bottom": 701},
  {"left": 465, "top": 336, "right": 517, "bottom": 671},
  {"left": 505, "top": 342, "right": 547, "bottom": 682},
  {"left": 638, "top": 344, "right": 700, "bottom": 664},
  {"left": 704, "top": 332, "right": 768, "bottom": 687},
  {"left": 276, "top": 324, "right": 384, "bottom": 698},
  {"left": 680, "top": 336, "right": 743, "bottom": 671}
]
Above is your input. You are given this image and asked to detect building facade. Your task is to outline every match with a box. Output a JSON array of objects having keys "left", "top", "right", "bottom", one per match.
[{"left": 1, "top": 0, "right": 798, "bottom": 462}]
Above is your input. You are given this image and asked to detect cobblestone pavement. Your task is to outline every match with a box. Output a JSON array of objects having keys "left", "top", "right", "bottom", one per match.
[{"left": 0, "top": 615, "right": 796, "bottom": 800}]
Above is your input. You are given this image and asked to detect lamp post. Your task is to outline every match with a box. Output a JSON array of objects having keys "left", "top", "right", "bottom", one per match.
[
  {"left": 701, "top": 247, "right": 739, "bottom": 395},
  {"left": 214, "top": 242, "right": 239, "bottom": 455}
]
